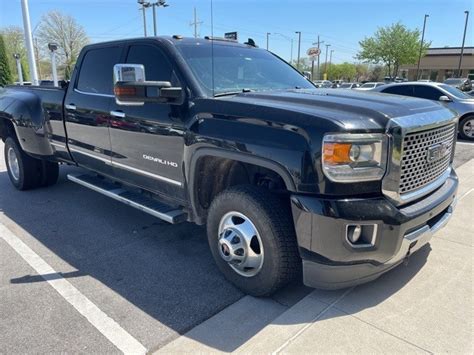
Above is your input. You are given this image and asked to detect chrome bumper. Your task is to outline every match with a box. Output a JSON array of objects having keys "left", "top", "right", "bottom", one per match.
[{"left": 389, "top": 200, "right": 457, "bottom": 265}]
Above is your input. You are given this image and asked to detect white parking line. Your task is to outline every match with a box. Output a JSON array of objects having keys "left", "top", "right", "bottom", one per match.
[
  {"left": 0, "top": 223, "right": 147, "bottom": 355},
  {"left": 457, "top": 141, "right": 473, "bottom": 145}
]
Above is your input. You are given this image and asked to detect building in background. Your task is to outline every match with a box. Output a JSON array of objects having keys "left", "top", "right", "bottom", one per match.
[{"left": 400, "top": 47, "right": 474, "bottom": 81}]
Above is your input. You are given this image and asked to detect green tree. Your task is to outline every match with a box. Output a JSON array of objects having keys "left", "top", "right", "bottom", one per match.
[
  {"left": 368, "top": 65, "right": 386, "bottom": 81},
  {"left": 0, "top": 26, "right": 30, "bottom": 82},
  {"left": 357, "top": 22, "right": 430, "bottom": 79},
  {"left": 37, "top": 11, "right": 89, "bottom": 80},
  {"left": 355, "top": 63, "right": 369, "bottom": 82},
  {"left": 0, "top": 35, "right": 13, "bottom": 86}
]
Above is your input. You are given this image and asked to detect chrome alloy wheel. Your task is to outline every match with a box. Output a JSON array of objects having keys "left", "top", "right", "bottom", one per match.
[
  {"left": 462, "top": 118, "right": 474, "bottom": 138},
  {"left": 217, "top": 211, "right": 264, "bottom": 277},
  {"left": 7, "top": 147, "right": 20, "bottom": 181}
]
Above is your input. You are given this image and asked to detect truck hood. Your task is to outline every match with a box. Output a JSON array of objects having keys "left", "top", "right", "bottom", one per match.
[{"left": 223, "top": 89, "right": 452, "bottom": 131}]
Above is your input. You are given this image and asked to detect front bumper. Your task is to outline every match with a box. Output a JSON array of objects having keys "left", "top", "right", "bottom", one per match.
[{"left": 291, "top": 170, "right": 458, "bottom": 289}]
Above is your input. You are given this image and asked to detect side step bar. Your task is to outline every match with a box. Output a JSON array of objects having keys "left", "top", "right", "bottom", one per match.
[{"left": 67, "top": 173, "right": 187, "bottom": 224}]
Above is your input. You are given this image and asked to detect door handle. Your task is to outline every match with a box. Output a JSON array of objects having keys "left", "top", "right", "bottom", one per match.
[
  {"left": 110, "top": 110, "right": 126, "bottom": 118},
  {"left": 65, "top": 104, "right": 76, "bottom": 111}
]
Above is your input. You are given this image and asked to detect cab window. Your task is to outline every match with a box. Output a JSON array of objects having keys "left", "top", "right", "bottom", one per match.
[{"left": 76, "top": 46, "right": 122, "bottom": 95}]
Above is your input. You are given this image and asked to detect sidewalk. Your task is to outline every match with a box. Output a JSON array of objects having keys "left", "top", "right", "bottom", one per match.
[{"left": 156, "top": 159, "right": 474, "bottom": 354}]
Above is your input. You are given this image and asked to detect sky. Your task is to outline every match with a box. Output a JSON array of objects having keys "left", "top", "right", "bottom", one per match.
[{"left": 1, "top": 0, "right": 473, "bottom": 64}]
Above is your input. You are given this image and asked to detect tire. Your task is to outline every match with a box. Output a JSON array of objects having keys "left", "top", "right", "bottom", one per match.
[
  {"left": 4, "top": 137, "right": 43, "bottom": 190},
  {"left": 459, "top": 115, "right": 474, "bottom": 141},
  {"left": 40, "top": 160, "right": 59, "bottom": 187},
  {"left": 206, "top": 185, "right": 300, "bottom": 296}
]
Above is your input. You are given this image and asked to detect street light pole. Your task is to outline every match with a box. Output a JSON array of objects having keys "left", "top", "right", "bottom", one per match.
[
  {"left": 13, "top": 54, "right": 23, "bottom": 85},
  {"left": 138, "top": 0, "right": 148, "bottom": 37},
  {"left": 416, "top": 14, "right": 429, "bottom": 80},
  {"left": 150, "top": 1, "right": 169, "bottom": 36},
  {"left": 458, "top": 10, "right": 470, "bottom": 77},
  {"left": 20, "top": 0, "right": 39, "bottom": 85},
  {"left": 295, "top": 31, "right": 301, "bottom": 70},
  {"left": 266, "top": 32, "right": 270, "bottom": 50},
  {"left": 324, "top": 44, "right": 330, "bottom": 80},
  {"left": 48, "top": 43, "right": 58, "bottom": 87}
]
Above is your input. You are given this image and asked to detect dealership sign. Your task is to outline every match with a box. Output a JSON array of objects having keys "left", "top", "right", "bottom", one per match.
[
  {"left": 307, "top": 47, "right": 321, "bottom": 59},
  {"left": 225, "top": 32, "right": 238, "bottom": 40}
]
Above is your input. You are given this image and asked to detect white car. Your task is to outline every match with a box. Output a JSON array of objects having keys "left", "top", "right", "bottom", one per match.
[{"left": 355, "top": 82, "right": 385, "bottom": 91}]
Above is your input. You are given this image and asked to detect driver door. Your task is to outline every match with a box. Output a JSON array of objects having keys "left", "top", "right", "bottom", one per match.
[{"left": 108, "top": 43, "right": 186, "bottom": 201}]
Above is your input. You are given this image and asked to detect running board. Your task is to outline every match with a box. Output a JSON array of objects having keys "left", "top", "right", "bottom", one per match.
[{"left": 67, "top": 173, "right": 187, "bottom": 224}]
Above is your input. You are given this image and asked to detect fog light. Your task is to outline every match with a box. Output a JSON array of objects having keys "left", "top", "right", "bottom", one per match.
[
  {"left": 347, "top": 225, "right": 362, "bottom": 243},
  {"left": 346, "top": 224, "right": 377, "bottom": 248}
]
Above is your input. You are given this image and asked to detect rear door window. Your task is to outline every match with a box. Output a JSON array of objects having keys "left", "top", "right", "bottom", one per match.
[
  {"left": 76, "top": 46, "right": 122, "bottom": 95},
  {"left": 382, "top": 85, "right": 414, "bottom": 97}
]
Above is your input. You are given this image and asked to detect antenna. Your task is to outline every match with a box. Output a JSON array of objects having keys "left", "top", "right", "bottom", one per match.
[{"left": 211, "top": 0, "right": 215, "bottom": 97}]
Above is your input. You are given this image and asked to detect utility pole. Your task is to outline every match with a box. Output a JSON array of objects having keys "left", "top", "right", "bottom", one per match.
[
  {"left": 190, "top": 7, "right": 203, "bottom": 38},
  {"left": 324, "top": 44, "right": 330, "bottom": 80},
  {"left": 313, "top": 35, "right": 324, "bottom": 80},
  {"left": 458, "top": 10, "right": 470, "bottom": 77},
  {"left": 20, "top": 0, "right": 39, "bottom": 85},
  {"left": 416, "top": 14, "right": 429, "bottom": 80},
  {"left": 13, "top": 54, "right": 23, "bottom": 85},
  {"left": 295, "top": 31, "right": 301, "bottom": 70},
  {"left": 329, "top": 49, "right": 334, "bottom": 80},
  {"left": 266, "top": 32, "right": 270, "bottom": 50},
  {"left": 138, "top": 0, "right": 148, "bottom": 37}
]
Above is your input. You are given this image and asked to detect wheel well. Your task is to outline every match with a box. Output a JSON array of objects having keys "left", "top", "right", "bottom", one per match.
[
  {"left": 459, "top": 113, "right": 474, "bottom": 122},
  {"left": 193, "top": 156, "right": 289, "bottom": 219},
  {"left": 0, "top": 118, "right": 16, "bottom": 142}
]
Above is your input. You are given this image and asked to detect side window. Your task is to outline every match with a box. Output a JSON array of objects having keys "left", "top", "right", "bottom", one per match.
[
  {"left": 76, "top": 47, "right": 122, "bottom": 95},
  {"left": 126, "top": 45, "right": 175, "bottom": 84},
  {"left": 382, "top": 85, "right": 414, "bottom": 97},
  {"left": 413, "top": 86, "right": 443, "bottom": 101}
]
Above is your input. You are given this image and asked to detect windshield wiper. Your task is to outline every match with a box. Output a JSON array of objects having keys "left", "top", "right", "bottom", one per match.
[{"left": 214, "top": 88, "right": 254, "bottom": 97}]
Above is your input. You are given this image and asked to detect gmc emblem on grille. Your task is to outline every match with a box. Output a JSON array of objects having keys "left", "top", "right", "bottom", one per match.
[{"left": 426, "top": 142, "right": 449, "bottom": 163}]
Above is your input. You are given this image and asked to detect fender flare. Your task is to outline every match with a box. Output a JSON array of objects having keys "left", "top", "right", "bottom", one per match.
[{"left": 187, "top": 147, "right": 297, "bottom": 223}]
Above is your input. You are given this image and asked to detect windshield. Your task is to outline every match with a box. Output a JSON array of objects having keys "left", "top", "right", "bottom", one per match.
[
  {"left": 444, "top": 78, "right": 463, "bottom": 85},
  {"left": 340, "top": 83, "right": 352, "bottom": 88},
  {"left": 361, "top": 83, "right": 375, "bottom": 88},
  {"left": 176, "top": 43, "right": 314, "bottom": 96},
  {"left": 439, "top": 84, "right": 472, "bottom": 99}
]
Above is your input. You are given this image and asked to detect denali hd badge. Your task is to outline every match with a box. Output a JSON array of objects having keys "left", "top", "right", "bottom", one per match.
[
  {"left": 426, "top": 142, "right": 449, "bottom": 163},
  {"left": 143, "top": 154, "right": 178, "bottom": 168}
]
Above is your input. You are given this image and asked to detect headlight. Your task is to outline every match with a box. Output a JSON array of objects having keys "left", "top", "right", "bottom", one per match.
[{"left": 322, "top": 133, "right": 387, "bottom": 182}]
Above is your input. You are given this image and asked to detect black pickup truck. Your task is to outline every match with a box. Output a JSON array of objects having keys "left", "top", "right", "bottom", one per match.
[{"left": 0, "top": 36, "right": 459, "bottom": 296}]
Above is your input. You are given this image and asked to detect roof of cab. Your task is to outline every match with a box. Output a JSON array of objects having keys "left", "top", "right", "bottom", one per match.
[{"left": 82, "top": 36, "right": 256, "bottom": 50}]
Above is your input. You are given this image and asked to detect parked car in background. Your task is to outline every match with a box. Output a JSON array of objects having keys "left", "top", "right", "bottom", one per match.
[
  {"left": 339, "top": 83, "right": 360, "bottom": 89},
  {"left": 384, "top": 76, "right": 407, "bottom": 83},
  {"left": 355, "top": 82, "right": 385, "bottom": 91},
  {"left": 374, "top": 82, "right": 474, "bottom": 140},
  {"left": 313, "top": 80, "right": 332, "bottom": 88},
  {"left": 417, "top": 79, "right": 433, "bottom": 82},
  {"left": 444, "top": 78, "right": 472, "bottom": 92}
]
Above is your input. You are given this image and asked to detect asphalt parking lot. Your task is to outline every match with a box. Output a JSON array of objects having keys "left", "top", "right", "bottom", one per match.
[{"left": 0, "top": 139, "right": 473, "bottom": 353}]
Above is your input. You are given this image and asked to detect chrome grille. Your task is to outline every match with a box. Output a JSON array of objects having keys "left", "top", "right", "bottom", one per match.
[{"left": 399, "top": 124, "right": 456, "bottom": 195}]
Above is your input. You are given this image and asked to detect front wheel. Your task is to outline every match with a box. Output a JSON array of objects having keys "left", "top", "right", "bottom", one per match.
[
  {"left": 459, "top": 115, "right": 474, "bottom": 141},
  {"left": 206, "top": 185, "right": 300, "bottom": 296}
]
